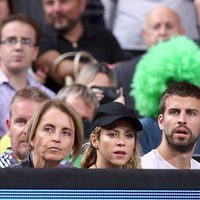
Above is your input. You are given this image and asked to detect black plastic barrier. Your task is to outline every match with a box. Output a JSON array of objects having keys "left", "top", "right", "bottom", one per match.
[{"left": 0, "top": 169, "right": 200, "bottom": 199}]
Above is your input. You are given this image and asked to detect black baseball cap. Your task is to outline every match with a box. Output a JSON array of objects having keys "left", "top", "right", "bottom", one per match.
[{"left": 90, "top": 102, "right": 143, "bottom": 132}]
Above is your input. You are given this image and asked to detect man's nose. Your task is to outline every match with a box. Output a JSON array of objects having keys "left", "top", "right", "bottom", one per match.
[
  {"left": 22, "top": 123, "right": 28, "bottom": 136},
  {"left": 14, "top": 40, "right": 23, "bottom": 49},
  {"left": 53, "top": 1, "right": 62, "bottom": 12},
  {"left": 178, "top": 112, "right": 187, "bottom": 125},
  {"left": 159, "top": 26, "right": 167, "bottom": 35}
]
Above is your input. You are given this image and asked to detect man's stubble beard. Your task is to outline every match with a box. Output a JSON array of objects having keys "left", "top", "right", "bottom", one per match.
[
  {"left": 54, "top": 17, "right": 81, "bottom": 34},
  {"left": 164, "top": 131, "right": 197, "bottom": 153},
  {"left": 164, "top": 126, "right": 198, "bottom": 153}
]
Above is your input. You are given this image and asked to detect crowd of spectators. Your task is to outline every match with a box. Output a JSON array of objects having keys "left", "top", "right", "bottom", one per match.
[{"left": 0, "top": 0, "right": 200, "bottom": 170}]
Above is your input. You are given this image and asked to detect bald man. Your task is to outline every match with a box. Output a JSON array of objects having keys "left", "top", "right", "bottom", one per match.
[
  {"left": 112, "top": 0, "right": 198, "bottom": 60},
  {"left": 142, "top": 6, "right": 185, "bottom": 47}
]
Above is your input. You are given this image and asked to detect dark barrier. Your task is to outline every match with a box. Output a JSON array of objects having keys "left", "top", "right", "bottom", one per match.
[{"left": 0, "top": 169, "right": 200, "bottom": 199}]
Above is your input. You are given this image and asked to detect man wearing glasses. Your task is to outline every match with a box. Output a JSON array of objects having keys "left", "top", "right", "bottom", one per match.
[{"left": 0, "top": 14, "right": 55, "bottom": 139}]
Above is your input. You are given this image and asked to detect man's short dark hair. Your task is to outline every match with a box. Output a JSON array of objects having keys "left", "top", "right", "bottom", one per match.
[
  {"left": 160, "top": 81, "right": 200, "bottom": 114},
  {"left": 0, "top": 14, "right": 41, "bottom": 45}
]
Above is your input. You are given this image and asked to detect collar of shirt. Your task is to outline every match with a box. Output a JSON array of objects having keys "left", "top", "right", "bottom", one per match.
[{"left": 0, "top": 68, "right": 39, "bottom": 88}]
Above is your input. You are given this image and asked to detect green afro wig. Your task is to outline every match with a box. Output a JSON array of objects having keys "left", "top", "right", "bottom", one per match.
[{"left": 131, "top": 36, "right": 200, "bottom": 118}]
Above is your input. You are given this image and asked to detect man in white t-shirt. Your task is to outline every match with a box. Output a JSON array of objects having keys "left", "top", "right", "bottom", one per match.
[{"left": 141, "top": 82, "right": 200, "bottom": 169}]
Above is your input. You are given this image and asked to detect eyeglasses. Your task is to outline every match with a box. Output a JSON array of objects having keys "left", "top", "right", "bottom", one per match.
[{"left": 0, "top": 37, "right": 36, "bottom": 47}]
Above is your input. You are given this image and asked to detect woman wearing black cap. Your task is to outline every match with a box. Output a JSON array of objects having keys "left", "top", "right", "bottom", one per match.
[{"left": 81, "top": 102, "right": 142, "bottom": 169}]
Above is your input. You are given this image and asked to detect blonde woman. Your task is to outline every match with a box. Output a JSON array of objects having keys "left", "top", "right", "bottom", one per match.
[
  {"left": 81, "top": 102, "right": 142, "bottom": 169},
  {"left": 76, "top": 62, "right": 124, "bottom": 104}
]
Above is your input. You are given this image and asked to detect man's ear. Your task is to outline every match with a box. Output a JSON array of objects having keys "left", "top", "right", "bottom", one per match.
[
  {"left": 158, "top": 114, "right": 164, "bottom": 131},
  {"left": 142, "top": 29, "right": 149, "bottom": 46},
  {"left": 179, "top": 26, "right": 185, "bottom": 35},
  {"left": 6, "top": 119, "right": 11, "bottom": 137},
  {"left": 32, "top": 46, "right": 39, "bottom": 61},
  {"left": 80, "top": 0, "right": 87, "bottom": 13}
]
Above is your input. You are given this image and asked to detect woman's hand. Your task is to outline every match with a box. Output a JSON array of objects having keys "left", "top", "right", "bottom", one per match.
[{"left": 90, "top": 87, "right": 104, "bottom": 101}]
